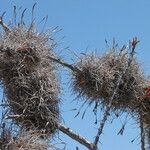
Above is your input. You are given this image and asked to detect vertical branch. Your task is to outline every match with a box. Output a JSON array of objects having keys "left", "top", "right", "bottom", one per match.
[
  {"left": 140, "top": 111, "right": 146, "bottom": 150},
  {"left": 94, "top": 37, "right": 139, "bottom": 146},
  {"left": 94, "top": 73, "right": 124, "bottom": 145},
  {"left": 13, "top": 5, "right": 17, "bottom": 25}
]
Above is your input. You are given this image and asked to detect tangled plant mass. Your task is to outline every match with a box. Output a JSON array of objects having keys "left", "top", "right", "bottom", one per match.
[
  {"left": 72, "top": 47, "right": 148, "bottom": 112},
  {"left": 0, "top": 23, "right": 60, "bottom": 135},
  {"left": 0, "top": 128, "right": 49, "bottom": 150},
  {"left": 71, "top": 42, "right": 150, "bottom": 146}
]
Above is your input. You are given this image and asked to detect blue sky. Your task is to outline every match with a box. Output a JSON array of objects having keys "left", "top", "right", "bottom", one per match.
[{"left": 1, "top": 0, "right": 150, "bottom": 150}]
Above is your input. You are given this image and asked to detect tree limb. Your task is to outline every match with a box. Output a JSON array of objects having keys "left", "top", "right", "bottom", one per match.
[
  {"left": 57, "top": 123, "right": 98, "bottom": 150},
  {"left": 139, "top": 111, "right": 146, "bottom": 150},
  {"left": 7, "top": 110, "right": 99, "bottom": 150},
  {"left": 94, "top": 37, "right": 139, "bottom": 146},
  {"left": 40, "top": 105, "right": 96, "bottom": 149},
  {"left": 48, "top": 56, "right": 80, "bottom": 72}
]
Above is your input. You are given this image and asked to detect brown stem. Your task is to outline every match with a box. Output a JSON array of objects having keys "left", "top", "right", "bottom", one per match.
[{"left": 48, "top": 56, "right": 80, "bottom": 72}]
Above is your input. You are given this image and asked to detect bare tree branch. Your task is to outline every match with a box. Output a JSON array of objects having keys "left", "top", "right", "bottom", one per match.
[
  {"left": 58, "top": 123, "right": 98, "bottom": 150},
  {"left": 139, "top": 111, "right": 146, "bottom": 150},
  {"left": 7, "top": 109, "right": 99, "bottom": 150},
  {"left": 48, "top": 56, "right": 80, "bottom": 72},
  {"left": 94, "top": 37, "right": 139, "bottom": 146}
]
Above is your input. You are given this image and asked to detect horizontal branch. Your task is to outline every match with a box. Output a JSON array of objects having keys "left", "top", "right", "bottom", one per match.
[{"left": 48, "top": 56, "right": 80, "bottom": 72}]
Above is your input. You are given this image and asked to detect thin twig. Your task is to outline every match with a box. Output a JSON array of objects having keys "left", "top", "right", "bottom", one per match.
[
  {"left": 6, "top": 114, "right": 24, "bottom": 119},
  {"left": 94, "top": 37, "right": 139, "bottom": 146},
  {"left": 13, "top": 5, "right": 17, "bottom": 25},
  {"left": 27, "top": 3, "right": 37, "bottom": 33},
  {"left": 0, "top": 14, "right": 10, "bottom": 33},
  {"left": 21, "top": 8, "right": 27, "bottom": 25}
]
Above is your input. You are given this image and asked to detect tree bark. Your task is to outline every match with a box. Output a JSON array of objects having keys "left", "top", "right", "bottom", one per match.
[{"left": 57, "top": 123, "right": 98, "bottom": 150}]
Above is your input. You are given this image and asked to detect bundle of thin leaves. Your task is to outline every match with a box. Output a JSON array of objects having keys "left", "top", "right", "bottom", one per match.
[
  {"left": 0, "top": 21, "right": 60, "bottom": 136},
  {"left": 72, "top": 47, "right": 147, "bottom": 112}
]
